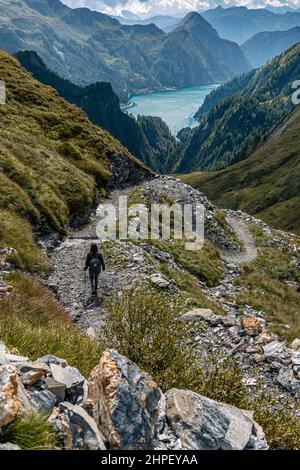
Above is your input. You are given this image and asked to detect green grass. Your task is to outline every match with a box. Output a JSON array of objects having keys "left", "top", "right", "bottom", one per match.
[
  {"left": 0, "top": 50, "right": 142, "bottom": 270},
  {"left": 0, "top": 412, "right": 58, "bottom": 450},
  {"left": 236, "top": 271, "right": 300, "bottom": 342},
  {"left": 151, "top": 238, "right": 223, "bottom": 287},
  {"left": 251, "top": 247, "right": 300, "bottom": 284},
  {"left": 0, "top": 273, "right": 102, "bottom": 377},
  {"left": 160, "top": 264, "right": 225, "bottom": 315},
  {"left": 0, "top": 210, "right": 50, "bottom": 273}
]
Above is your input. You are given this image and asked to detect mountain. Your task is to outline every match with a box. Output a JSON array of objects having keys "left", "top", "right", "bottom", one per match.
[
  {"left": 174, "top": 42, "right": 300, "bottom": 174},
  {"left": 0, "top": 48, "right": 148, "bottom": 251},
  {"left": 14, "top": 51, "right": 153, "bottom": 165},
  {"left": 242, "top": 27, "right": 300, "bottom": 68},
  {"left": 0, "top": 1, "right": 250, "bottom": 99},
  {"left": 202, "top": 6, "right": 300, "bottom": 44},
  {"left": 181, "top": 104, "right": 300, "bottom": 235},
  {"left": 113, "top": 14, "right": 181, "bottom": 32}
]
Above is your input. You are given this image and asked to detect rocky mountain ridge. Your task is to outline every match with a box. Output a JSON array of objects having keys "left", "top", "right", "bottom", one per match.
[
  {"left": 0, "top": 346, "right": 268, "bottom": 450},
  {"left": 0, "top": 0, "right": 249, "bottom": 99}
]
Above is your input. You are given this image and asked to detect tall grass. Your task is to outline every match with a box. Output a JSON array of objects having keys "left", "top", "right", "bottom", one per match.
[
  {"left": 0, "top": 412, "right": 58, "bottom": 450},
  {"left": 0, "top": 273, "right": 102, "bottom": 377}
]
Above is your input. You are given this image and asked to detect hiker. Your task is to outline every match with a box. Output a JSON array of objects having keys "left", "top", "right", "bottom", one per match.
[{"left": 84, "top": 242, "right": 105, "bottom": 296}]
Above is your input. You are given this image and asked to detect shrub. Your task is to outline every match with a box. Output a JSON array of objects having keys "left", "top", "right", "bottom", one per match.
[
  {"left": 100, "top": 289, "right": 197, "bottom": 391},
  {"left": 236, "top": 272, "right": 300, "bottom": 341},
  {"left": 0, "top": 412, "right": 58, "bottom": 450}
]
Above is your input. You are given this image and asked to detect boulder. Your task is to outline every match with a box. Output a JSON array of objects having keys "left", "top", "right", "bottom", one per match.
[
  {"left": 44, "top": 377, "right": 66, "bottom": 402},
  {"left": 0, "top": 365, "right": 20, "bottom": 429},
  {"left": 221, "top": 316, "right": 236, "bottom": 327},
  {"left": 88, "top": 349, "right": 162, "bottom": 450},
  {"left": 263, "top": 341, "right": 292, "bottom": 363},
  {"left": 0, "top": 443, "right": 21, "bottom": 450},
  {"left": 241, "top": 317, "right": 263, "bottom": 337},
  {"left": 277, "top": 368, "right": 300, "bottom": 393},
  {"left": 149, "top": 273, "right": 170, "bottom": 289},
  {"left": 37, "top": 355, "right": 68, "bottom": 368},
  {"left": 18, "top": 363, "right": 49, "bottom": 386},
  {"left": 50, "top": 364, "right": 88, "bottom": 405},
  {"left": 165, "top": 389, "right": 268, "bottom": 450},
  {"left": 181, "top": 308, "right": 219, "bottom": 325},
  {"left": 290, "top": 338, "right": 300, "bottom": 352},
  {"left": 29, "top": 390, "right": 57, "bottom": 414},
  {"left": 49, "top": 402, "right": 106, "bottom": 450}
]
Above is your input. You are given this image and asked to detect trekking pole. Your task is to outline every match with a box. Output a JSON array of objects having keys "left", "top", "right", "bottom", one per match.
[{"left": 84, "top": 269, "right": 87, "bottom": 292}]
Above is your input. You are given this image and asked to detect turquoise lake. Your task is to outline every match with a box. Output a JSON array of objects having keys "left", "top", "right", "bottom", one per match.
[{"left": 126, "top": 85, "right": 219, "bottom": 136}]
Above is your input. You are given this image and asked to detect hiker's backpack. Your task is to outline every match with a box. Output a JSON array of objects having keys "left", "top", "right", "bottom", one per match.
[{"left": 89, "top": 255, "right": 101, "bottom": 273}]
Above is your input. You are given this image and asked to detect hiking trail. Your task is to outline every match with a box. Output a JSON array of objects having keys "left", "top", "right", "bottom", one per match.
[{"left": 47, "top": 177, "right": 258, "bottom": 333}]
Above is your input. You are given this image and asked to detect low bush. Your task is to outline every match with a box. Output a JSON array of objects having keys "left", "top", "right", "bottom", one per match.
[{"left": 0, "top": 412, "right": 58, "bottom": 450}]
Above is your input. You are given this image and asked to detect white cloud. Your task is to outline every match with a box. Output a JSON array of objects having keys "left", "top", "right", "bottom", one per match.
[{"left": 61, "top": 0, "right": 300, "bottom": 18}]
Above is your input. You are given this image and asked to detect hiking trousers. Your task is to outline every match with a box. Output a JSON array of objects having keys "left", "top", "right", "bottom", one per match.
[{"left": 89, "top": 269, "right": 100, "bottom": 292}]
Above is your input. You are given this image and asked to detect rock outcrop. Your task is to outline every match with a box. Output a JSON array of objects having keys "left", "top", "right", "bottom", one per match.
[
  {"left": 164, "top": 389, "right": 268, "bottom": 450},
  {"left": 88, "top": 349, "right": 162, "bottom": 450},
  {"left": 0, "top": 345, "right": 269, "bottom": 450}
]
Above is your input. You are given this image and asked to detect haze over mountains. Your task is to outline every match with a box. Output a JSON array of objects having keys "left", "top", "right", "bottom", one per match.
[
  {"left": 242, "top": 26, "right": 300, "bottom": 67},
  {"left": 202, "top": 6, "right": 300, "bottom": 44},
  {"left": 0, "top": 0, "right": 249, "bottom": 100}
]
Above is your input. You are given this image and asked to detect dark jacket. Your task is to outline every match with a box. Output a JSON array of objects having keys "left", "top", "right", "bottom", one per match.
[{"left": 85, "top": 253, "right": 105, "bottom": 272}]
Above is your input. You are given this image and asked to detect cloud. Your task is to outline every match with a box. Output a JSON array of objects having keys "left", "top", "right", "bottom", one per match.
[{"left": 61, "top": 0, "right": 300, "bottom": 18}]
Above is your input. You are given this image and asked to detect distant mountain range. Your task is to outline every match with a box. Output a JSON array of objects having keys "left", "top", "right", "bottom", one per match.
[
  {"left": 15, "top": 50, "right": 176, "bottom": 173},
  {"left": 202, "top": 6, "right": 300, "bottom": 44},
  {"left": 242, "top": 27, "right": 300, "bottom": 68},
  {"left": 112, "top": 14, "right": 181, "bottom": 32},
  {"left": 173, "top": 42, "right": 300, "bottom": 174},
  {"left": 0, "top": 1, "right": 249, "bottom": 100},
  {"left": 182, "top": 104, "right": 300, "bottom": 235}
]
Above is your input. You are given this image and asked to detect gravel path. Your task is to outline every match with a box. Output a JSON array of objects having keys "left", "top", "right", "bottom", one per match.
[
  {"left": 221, "top": 215, "right": 258, "bottom": 265},
  {"left": 47, "top": 178, "right": 258, "bottom": 333}
]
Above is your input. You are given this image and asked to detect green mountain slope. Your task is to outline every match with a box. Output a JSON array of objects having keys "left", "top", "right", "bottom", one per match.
[
  {"left": 0, "top": 49, "right": 148, "bottom": 271},
  {"left": 175, "top": 43, "right": 300, "bottom": 173},
  {"left": 242, "top": 27, "right": 300, "bottom": 68},
  {"left": 15, "top": 50, "right": 178, "bottom": 173},
  {"left": 0, "top": 1, "right": 249, "bottom": 99},
  {"left": 181, "top": 105, "right": 300, "bottom": 234}
]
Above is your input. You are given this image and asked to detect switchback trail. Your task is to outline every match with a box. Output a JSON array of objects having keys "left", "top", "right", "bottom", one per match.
[{"left": 221, "top": 215, "right": 258, "bottom": 265}]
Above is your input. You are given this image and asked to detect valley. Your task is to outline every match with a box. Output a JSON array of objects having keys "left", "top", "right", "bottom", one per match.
[{"left": 1, "top": 0, "right": 300, "bottom": 454}]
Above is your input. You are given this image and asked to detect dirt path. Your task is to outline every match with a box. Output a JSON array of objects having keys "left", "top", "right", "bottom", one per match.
[
  {"left": 221, "top": 215, "right": 258, "bottom": 265},
  {"left": 48, "top": 180, "right": 258, "bottom": 333}
]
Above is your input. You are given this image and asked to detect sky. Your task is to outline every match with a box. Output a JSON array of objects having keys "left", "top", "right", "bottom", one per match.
[{"left": 61, "top": 0, "right": 300, "bottom": 18}]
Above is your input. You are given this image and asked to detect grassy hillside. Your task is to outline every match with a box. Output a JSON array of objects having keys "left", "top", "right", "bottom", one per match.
[
  {"left": 0, "top": 49, "right": 145, "bottom": 271},
  {"left": 181, "top": 105, "right": 300, "bottom": 234},
  {"left": 175, "top": 42, "right": 300, "bottom": 173}
]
